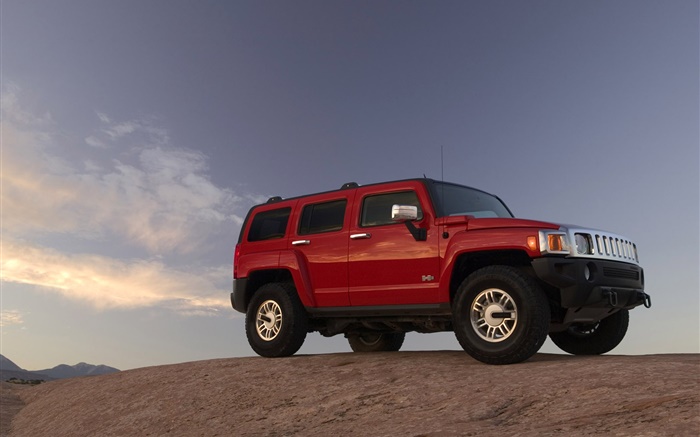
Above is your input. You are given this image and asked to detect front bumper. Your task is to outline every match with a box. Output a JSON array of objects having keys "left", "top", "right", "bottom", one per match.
[{"left": 531, "top": 257, "right": 649, "bottom": 309}]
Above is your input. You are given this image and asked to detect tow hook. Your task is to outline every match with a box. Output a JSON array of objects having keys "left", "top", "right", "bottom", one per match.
[
  {"left": 604, "top": 290, "right": 619, "bottom": 307},
  {"left": 643, "top": 292, "right": 652, "bottom": 308}
]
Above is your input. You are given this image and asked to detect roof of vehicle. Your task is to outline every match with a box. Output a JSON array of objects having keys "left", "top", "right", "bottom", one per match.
[{"left": 260, "top": 177, "right": 500, "bottom": 206}]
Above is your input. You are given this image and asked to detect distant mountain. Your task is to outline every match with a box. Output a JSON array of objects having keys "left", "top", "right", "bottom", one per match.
[
  {"left": 0, "top": 354, "right": 119, "bottom": 382},
  {"left": 0, "top": 354, "right": 48, "bottom": 381},
  {"left": 37, "top": 362, "right": 120, "bottom": 379},
  {"left": 0, "top": 354, "right": 23, "bottom": 372}
]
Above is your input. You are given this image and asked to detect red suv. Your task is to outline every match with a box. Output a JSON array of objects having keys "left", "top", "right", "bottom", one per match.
[{"left": 232, "top": 179, "right": 650, "bottom": 364}]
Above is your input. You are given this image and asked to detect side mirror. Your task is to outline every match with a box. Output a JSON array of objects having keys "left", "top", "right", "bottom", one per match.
[
  {"left": 391, "top": 204, "right": 426, "bottom": 242},
  {"left": 392, "top": 205, "right": 418, "bottom": 222}
]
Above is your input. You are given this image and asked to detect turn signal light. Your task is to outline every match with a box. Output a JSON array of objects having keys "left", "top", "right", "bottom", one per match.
[
  {"left": 548, "top": 234, "right": 566, "bottom": 252},
  {"left": 527, "top": 236, "right": 538, "bottom": 251},
  {"left": 538, "top": 230, "right": 571, "bottom": 255}
]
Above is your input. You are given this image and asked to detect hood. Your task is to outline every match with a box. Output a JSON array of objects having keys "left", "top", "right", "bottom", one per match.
[{"left": 466, "top": 217, "right": 561, "bottom": 231}]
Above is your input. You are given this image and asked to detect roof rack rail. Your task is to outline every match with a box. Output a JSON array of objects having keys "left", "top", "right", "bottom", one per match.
[
  {"left": 341, "top": 182, "right": 359, "bottom": 189},
  {"left": 266, "top": 196, "right": 283, "bottom": 203}
]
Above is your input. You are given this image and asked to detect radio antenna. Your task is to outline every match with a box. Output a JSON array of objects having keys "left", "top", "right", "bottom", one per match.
[
  {"left": 441, "top": 145, "right": 444, "bottom": 183},
  {"left": 440, "top": 145, "right": 445, "bottom": 217}
]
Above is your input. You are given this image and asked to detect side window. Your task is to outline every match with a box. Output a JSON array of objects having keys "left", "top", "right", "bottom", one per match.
[
  {"left": 361, "top": 191, "right": 423, "bottom": 227},
  {"left": 248, "top": 207, "right": 291, "bottom": 241},
  {"left": 299, "top": 200, "right": 347, "bottom": 235}
]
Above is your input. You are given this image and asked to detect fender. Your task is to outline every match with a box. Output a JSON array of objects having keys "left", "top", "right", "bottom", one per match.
[
  {"left": 438, "top": 227, "right": 542, "bottom": 301},
  {"left": 279, "top": 249, "right": 316, "bottom": 307},
  {"left": 237, "top": 251, "right": 282, "bottom": 279}
]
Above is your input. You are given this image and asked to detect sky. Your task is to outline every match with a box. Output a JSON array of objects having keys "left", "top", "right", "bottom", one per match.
[{"left": 1, "top": 1, "right": 698, "bottom": 371}]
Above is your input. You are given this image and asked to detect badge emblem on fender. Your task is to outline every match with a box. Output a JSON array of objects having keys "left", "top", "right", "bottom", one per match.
[{"left": 422, "top": 275, "right": 435, "bottom": 282}]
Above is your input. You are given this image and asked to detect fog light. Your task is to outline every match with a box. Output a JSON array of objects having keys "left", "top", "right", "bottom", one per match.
[{"left": 584, "top": 262, "right": 596, "bottom": 282}]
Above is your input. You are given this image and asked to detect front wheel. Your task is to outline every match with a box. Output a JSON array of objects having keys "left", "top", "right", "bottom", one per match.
[
  {"left": 245, "top": 282, "right": 308, "bottom": 357},
  {"left": 549, "top": 309, "right": 629, "bottom": 355},
  {"left": 452, "top": 266, "right": 550, "bottom": 365},
  {"left": 348, "top": 332, "right": 405, "bottom": 352}
]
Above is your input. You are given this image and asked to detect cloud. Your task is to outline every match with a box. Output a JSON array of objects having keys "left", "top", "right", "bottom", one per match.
[
  {"left": 0, "top": 84, "right": 253, "bottom": 314},
  {"left": 96, "top": 111, "right": 111, "bottom": 123},
  {"left": 0, "top": 310, "right": 25, "bottom": 327},
  {"left": 1, "top": 117, "right": 82, "bottom": 235},
  {"left": 91, "top": 111, "right": 170, "bottom": 145},
  {"left": 89, "top": 145, "right": 241, "bottom": 253},
  {"left": 1, "top": 86, "right": 243, "bottom": 254},
  {"left": 1, "top": 240, "right": 230, "bottom": 312},
  {"left": 85, "top": 135, "right": 107, "bottom": 148},
  {"left": 105, "top": 121, "right": 138, "bottom": 139},
  {"left": 0, "top": 82, "right": 53, "bottom": 127}
]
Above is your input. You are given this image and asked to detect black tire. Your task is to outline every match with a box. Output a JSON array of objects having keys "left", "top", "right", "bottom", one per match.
[
  {"left": 348, "top": 332, "right": 405, "bottom": 352},
  {"left": 452, "top": 266, "right": 550, "bottom": 365},
  {"left": 245, "top": 282, "right": 308, "bottom": 358},
  {"left": 549, "top": 309, "right": 629, "bottom": 355}
]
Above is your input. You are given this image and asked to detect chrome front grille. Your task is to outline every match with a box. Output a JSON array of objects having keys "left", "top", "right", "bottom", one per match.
[
  {"left": 593, "top": 234, "right": 638, "bottom": 262},
  {"left": 563, "top": 226, "right": 641, "bottom": 265}
]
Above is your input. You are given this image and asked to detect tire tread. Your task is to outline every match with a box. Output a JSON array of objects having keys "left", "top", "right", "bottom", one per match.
[
  {"left": 348, "top": 332, "right": 405, "bottom": 352},
  {"left": 245, "top": 282, "right": 308, "bottom": 358},
  {"left": 453, "top": 266, "right": 550, "bottom": 365},
  {"left": 549, "top": 309, "right": 629, "bottom": 355}
]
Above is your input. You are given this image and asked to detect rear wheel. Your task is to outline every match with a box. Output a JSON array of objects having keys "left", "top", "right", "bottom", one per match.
[
  {"left": 549, "top": 309, "right": 629, "bottom": 355},
  {"left": 245, "top": 282, "right": 308, "bottom": 357},
  {"left": 453, "top": 266, "right": 550, "bottom": 365},
  {"left": 348, "top": 332, "right": 405, "bottom": 352}
]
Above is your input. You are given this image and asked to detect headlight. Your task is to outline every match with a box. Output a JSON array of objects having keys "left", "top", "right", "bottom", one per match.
[
  {"left": 575, "top": 233, "right": 593, "bottom": 255},
  {"left": 539, "top": 231, "right": 570, "bottom": 255}
]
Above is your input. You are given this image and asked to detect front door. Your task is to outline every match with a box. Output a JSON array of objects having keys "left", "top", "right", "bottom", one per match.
[{"left": 348, "top": 185, "right": 440, "bottom": 306}]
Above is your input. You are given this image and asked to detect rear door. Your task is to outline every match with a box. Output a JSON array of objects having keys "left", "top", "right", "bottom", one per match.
[
  {"left": 348, "top": 181, "right": 440, "bottom": 306},
  {"left": 289, "top": 190, "right": 355, "bottom": 307}
]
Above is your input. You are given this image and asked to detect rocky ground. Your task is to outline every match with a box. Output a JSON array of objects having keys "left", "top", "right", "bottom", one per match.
[
  {"left": 2, "top": 352, "right": 698, "bottom": 436},
  {"left": 0, "top": 383, "right": 28, "bottom": 437}
]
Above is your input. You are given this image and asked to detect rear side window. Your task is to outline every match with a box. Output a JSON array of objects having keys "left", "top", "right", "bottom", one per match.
[
  {"left": 299, "top": 200, "right": 347, "bottom": 235},
  {"left": 248, "top": 207, "right": 291, "bottom": 241},
  {"left": 361, "top": 191, "right": 423, "bottom": 227}
]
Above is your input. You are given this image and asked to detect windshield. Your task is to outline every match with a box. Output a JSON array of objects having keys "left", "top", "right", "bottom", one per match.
[{"left": 430, "top": 182, "right": 513, "bottom": 218}]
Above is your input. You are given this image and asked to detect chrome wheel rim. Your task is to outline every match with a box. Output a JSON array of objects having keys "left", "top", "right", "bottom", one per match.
[
  {"left": 256, "top": 300, "right": 282, "bottom": 341},
  {"left": 470, "top": 288, "right": 518, "bottom": 343}
]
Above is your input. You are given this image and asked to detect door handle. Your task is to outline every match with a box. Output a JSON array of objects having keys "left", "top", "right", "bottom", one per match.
[
  {"left": 291, "top": 240, "right": 311, "bottom": 246},
  {"left": 350, "top": 233, "right": 372, "bottom": 240}
]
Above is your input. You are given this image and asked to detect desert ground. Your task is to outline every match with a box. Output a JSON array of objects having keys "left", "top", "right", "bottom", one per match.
[{"left": 2, "top": 352, "right": 698, "bottom": 436}]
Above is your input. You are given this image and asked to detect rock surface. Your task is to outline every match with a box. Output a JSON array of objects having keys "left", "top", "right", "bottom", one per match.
[
  {"left": 4, "top": 352, "right": 699, "bottom": 436},
  {"left": 0, "top": 383, "right": 27, "bottom": 437}
]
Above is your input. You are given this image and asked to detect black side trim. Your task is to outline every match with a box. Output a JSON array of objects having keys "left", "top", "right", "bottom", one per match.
[
  {"left": 231, "top": 278, "right": 249, "bottom": 313},
  {"left": 306, "top": 303, "right": 451, "bottom": 318}
]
